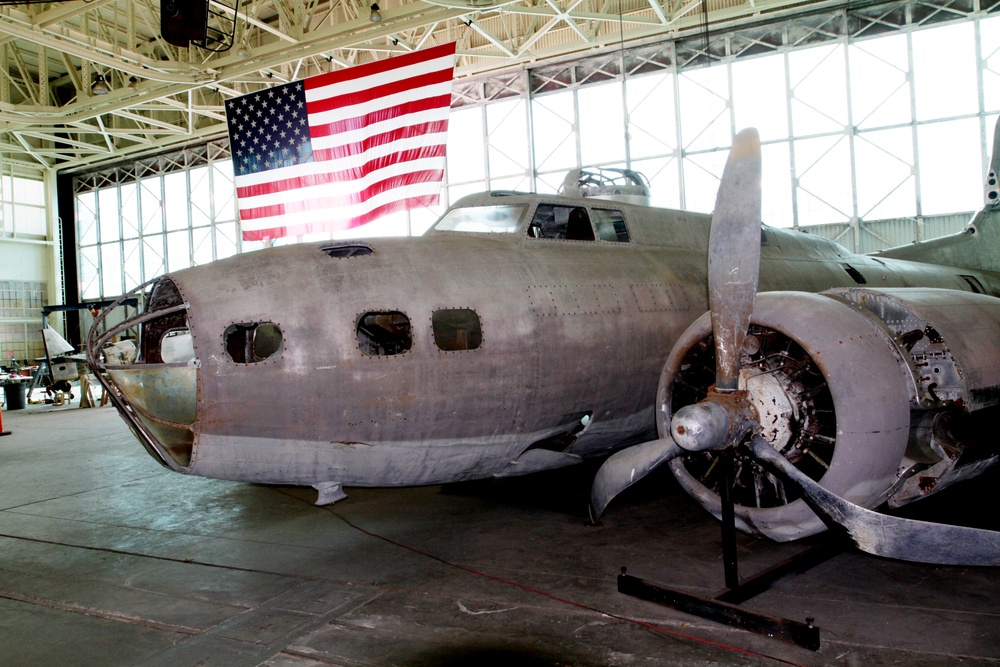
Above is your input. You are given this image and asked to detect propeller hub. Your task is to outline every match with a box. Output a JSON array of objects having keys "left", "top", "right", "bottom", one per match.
[
  {"left": 671, "top": 401, "right": 729, "bottom": 451},
  {"left": 671, "top": 391, "right": 758, "bottom": 452}
]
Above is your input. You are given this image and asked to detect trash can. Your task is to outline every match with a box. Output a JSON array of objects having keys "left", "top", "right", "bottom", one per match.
[{"left": 3, "top": 381, "right": 27, "bottom": 410}]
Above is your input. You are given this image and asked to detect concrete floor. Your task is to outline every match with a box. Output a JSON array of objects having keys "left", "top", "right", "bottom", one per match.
[{"left": 1, "top": 402, "right": 999, "bottom": 666}]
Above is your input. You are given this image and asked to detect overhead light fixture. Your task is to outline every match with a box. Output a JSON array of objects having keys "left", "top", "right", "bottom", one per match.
[
  {"left": 91, "top": 73, "right": 110, "bottom": 95},
  {"left": 369, "top": 3, "right": 382, "bottom": 22}
]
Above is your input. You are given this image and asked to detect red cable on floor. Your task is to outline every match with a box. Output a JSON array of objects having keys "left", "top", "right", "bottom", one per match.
[{"left": 274, "top": 489, "right": 807, "bottom": 667}]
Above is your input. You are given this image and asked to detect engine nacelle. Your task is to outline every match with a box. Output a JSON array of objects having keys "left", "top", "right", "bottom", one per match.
[{"left": 658, "top": 288, "right": 1000, "bottom": 542}]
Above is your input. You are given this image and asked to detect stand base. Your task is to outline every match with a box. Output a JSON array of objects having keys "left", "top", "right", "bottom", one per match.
[
  {"left": 618, "top": 540, "right": 840, "bottom": 651},
  {"left": 619, "top": 570, "right": 821, "bottom": 651}
]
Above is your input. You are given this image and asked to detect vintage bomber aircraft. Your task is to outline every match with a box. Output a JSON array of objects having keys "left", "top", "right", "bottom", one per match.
[{"left": 88, "top": 126, "right": 1000, "bottom": 565}]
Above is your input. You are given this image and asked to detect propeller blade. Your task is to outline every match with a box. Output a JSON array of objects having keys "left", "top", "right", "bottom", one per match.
[
  {"left": 589, "top": 437, "right": 684, "bottom": 522},
  {"left": 708, "top": 128, "right": 763, "bottom": 392},
  {"left": 745, "top": 436, "right": 1000, "bottom": 566}
]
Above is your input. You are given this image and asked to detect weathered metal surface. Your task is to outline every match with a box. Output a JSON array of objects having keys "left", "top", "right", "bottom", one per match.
[
  {"left": 831, "top": 287, "right": 1000, "bottom": 411},
  {"left": 94, "top": 189, "right": 1000, "bottom": 491}
]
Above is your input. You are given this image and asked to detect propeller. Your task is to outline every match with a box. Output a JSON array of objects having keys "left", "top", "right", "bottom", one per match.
[
  {"left": 706, "top": 128, "right": 763, "bottom": 393},
  {"left": 667, "top": 131, "right": 1000, "bottom": 565},
  {"left": 588, "top": 129, "right": 762, "bottom": 520},
  {"left": 588, "top": 437, "right": 683, "bottom": 523},
  {"left": 745, "top": 436, "right": 1000, "bottom": 566},
  {"left": 590, "top": 127, "right": 1000, "bottom": 566},
  {"left": 669, "top": 127, "right": 762, "bottom": 443}
]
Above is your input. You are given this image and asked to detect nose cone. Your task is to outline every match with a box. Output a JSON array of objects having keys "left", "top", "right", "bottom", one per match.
[
  {"left": 105, "top": 365, "right": 197, "bottom": 466},
  {"left": 88, "top": 276, "right": 199, "bottom": 470}
]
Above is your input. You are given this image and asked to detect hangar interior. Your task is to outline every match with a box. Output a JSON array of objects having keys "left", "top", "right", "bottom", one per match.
[
  {"left": 1, "top": 0, "right": 999, "bottom": 665},
  {"left": 2, "top": 0, "right": 1000, "bottom": 355}
]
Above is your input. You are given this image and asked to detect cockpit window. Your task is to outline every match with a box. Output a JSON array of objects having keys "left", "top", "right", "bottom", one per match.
[
  {"left": 224, "top": 322, "right": 283, "bottom": 363},
  {"left": 141, "top": 277, "right": 188, "bottom": 364},
  {"left": 432, "top": 309, "right": 483, "bottom": 351},
  {"left": 357, "top": 311, "right": 412, "bottom": 356},
  {"left": 161, "top": 330, "right": 195, "bottom": 363},
  {"left": 527, "top": 205, "right": 595, "bottom": 241},
  {"left": 433, "top": 204, "right": 526, "bottom": 233},
  {"left": 592, "top": 208, "right": 630, "bottom": 243}
]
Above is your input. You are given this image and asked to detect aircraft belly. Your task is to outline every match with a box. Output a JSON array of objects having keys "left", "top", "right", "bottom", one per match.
[{"left": 189, "top": 431, "right": 543, "bottom": 486}]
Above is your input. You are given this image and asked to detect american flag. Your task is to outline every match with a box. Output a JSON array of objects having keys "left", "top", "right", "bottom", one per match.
[{"left": 224, "top": 43, "right": 457, "bottom": 241}]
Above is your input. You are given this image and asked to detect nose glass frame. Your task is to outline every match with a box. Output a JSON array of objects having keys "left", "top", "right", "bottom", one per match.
[{"left": 87, "top": 276, "right": 199, "bottom": 470}]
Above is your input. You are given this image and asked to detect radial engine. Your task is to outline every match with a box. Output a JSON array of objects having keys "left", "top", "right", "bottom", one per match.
[{"left": 660, "top": 287, "right": 1000, "bottom": 541}]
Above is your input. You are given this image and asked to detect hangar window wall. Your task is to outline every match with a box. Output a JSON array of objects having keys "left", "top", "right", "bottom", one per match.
[
  {"left": 73, "top": 1, "right": 1000, "bottom": 302},
  {"left": 75, "top": 143, "right": 242, "bottom": 302},
  {"left": 448, "top": 6, "right": 1000, "bottom": 244}
]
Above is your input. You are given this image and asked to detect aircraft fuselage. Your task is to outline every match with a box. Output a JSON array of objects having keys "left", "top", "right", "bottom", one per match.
[{"left": 92, "top": 191, "right": 999, "bottom": 491}]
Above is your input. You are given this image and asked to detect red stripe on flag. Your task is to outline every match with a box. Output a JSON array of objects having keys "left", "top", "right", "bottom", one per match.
[
  {"left": 236, "top": 146, "right": 447, "bottom": 200},
  {"left": 306, "top": 68, "right": 453, "bottom": 117},
  {"left": 241, "top": 195, "right": 442, "bottom": 241},
  {"left": 304, "top": 43, "right": 457, "bottom": 91},
  {"left": 308, "top": 96, "right": 451, "bottom": 139},
  {"left": 238, "top": 169, "right": 444, "bottom": 221}
]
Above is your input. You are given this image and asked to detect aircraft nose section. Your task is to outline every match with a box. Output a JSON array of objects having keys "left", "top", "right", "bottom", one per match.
[{"left": 87, "top": 275, "right": 199, "bottom": 470}]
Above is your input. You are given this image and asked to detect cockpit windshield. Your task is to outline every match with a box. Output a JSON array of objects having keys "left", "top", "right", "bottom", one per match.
[{"left": 432, "top": 204, "right": 526, "bottom": 234}]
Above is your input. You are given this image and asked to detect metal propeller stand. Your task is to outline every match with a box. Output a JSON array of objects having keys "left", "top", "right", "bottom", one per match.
[{"left": 618, "top": 449, "right": 838, "bottom": 651}]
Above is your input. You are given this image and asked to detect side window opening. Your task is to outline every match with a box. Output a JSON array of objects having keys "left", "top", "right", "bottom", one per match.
[
  {"left": 357, "top": 311, "right": 412, "bottom": 356},
  {"left": 225, "top": 322, "right": 283, "bottom": 363},
  {"left": 321, "top": 242, "right": 373, "bottom": 258},
  {"left": 528, "top": 205, "right": 595, "bottom": 241},
  {"left": 432, "top": 309, "right": 483, "bottom": 351},
  {"left": 960, "top": 275, "right": 986, "bottom": 294},
  {"left": 843, "top": 263, "right": 867, "bottom": 285},
  {"left": 592, "top": 208, "right": 630, "bottom": 242}
]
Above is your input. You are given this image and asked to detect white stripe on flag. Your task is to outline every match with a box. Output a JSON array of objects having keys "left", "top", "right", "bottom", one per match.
[{"left": 239, "top": 180, "right": 445, "bottom": 234}]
